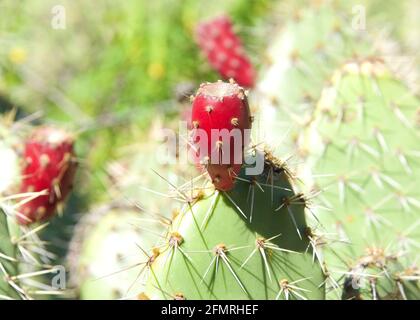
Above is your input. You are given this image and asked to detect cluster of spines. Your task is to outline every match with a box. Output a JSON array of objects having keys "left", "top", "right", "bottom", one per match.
[{"left": 0, "top": 202, "right": 66, "bottom": 300}]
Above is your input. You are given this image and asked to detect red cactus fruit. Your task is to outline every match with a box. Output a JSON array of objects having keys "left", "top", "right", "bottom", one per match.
[
  {"left": 195, "top": 15, "right": 255, "bottom": 88},
  {"left": 18, "top": 126, "right": 77, "bottom": 225},
  {"left": 190, "top": 80, "right": 252, "bottom": 191}
]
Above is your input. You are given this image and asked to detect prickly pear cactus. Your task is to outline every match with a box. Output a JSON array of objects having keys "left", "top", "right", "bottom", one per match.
[
  {"left": 300, "top": 59, "right": 420, "bottom": 299},
  {"left": 0, "top": 209, "right": 20, "bottom": 299},
  {"left": 68, "top": 204, "right": 164, "bottom": 300},
  {"left": 0, "top": 199, "right": 61, "bottom": 300},
  {"left": 253, "top": 1, "right": 374, "bottom": 153},
  {"left": 143, "top": 149, "right": 325, "bottom": 300}
]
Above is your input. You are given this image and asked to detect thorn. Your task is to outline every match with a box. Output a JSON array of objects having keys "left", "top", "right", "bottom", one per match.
[
  {"left": 224, "top": 192, "right": 247, "bottom": 220},
  {"left": 200, "top": 191, "right": 219, "bottom": 230}
]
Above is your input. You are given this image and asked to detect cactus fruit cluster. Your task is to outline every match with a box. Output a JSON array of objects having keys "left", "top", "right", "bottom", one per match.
[
  {"left": 0, "top": 115, "right": 77, "bottom": 225},
  {"left": 195, "top": 16, "right": 256, "bottom": 88}
]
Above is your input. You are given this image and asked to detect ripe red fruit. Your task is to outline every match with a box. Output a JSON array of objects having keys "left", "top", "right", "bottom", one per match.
[
  {"left": 195, "top": 15, "right": 255, "bottom": 88},
  {"left": 190, "top": 80, "right": 252, "bottom": 191},
  {"left": 18, "top": 126, "right": 77, "bottom": 225}
]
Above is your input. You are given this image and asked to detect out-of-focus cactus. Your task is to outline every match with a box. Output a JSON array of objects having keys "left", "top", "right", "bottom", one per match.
[
  {"left": 68, "top": 204, "right": 165, "bottom": 299},
  {"left": 1, "top": 198, "right": 66, "bottom": 300},
  {"left": 105, "top": 115, "right": 195, "bottom": 216},
  {"left": 252, "top": 1, "right": 389, "bottom": 155},
  {"left": 18, "top": 126, "right": 78, "bottom": 225},
  {"left": 0, "top": 209, "right": 20, "bottom": 299},
  {"left": 0, "top": 113, "right": 77, "bottom": 300}
]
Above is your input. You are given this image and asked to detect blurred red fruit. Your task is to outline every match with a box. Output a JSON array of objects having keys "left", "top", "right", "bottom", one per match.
[
  {"left": 195, "top": 15, "right": 255, "bottom": 88},
  {"left": 18, "top": 126, "right": 77, "bottom": 225}
]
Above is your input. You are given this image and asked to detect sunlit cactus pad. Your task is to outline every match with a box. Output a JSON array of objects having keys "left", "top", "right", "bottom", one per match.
[
  {"left": 144, "top": 149, "right": 325, "bottom": 300},
  {"left": 301, "top": 59, "right": 420, "bottom": 299}
]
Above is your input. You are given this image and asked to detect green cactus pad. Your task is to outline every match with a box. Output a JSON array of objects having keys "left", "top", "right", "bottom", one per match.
[
  {"left": 253, "top": 1, "right": 373, "bottom": 153},
  {"left": 69, "top": 205, "right": 165, "bottom": 300},
  {"left": 301, "top": 59, "right": 420, "bottom": 299},
  {"left": 0, "top": 209, "right": 20, "bottom": 299},
  {"left": 144, "top": 149, "right": 325, "bottom": 300}
]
